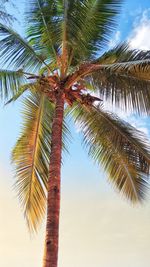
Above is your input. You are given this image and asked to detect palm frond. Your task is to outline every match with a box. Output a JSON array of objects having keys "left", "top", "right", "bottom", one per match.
[
  {"left": 12, "top": 92, "right": 71, "bottom": 231},
  {"left": 0, "top": 23, "right": 48, "bottom": 71},
  {"left": 0, "top": 69, "right": 27, "bottom": 101},
  {"left": 71, "top": 104, "right": 150, "bottom": 202},
  {"left": 86, "top": 44, "right": 150, "bottom": 114},
  {"left": 74, "top": 0, "right": 122, "bottom": 58},
  {"left": 92, "top": 68, "right": 150, "bottom": 114},
  {"left": 60, "top": 0, "right": 91, "bottom": 65},
  {"left": 26, "top": 0, "right": 122, "bottom": 67},
  {"left": 95, "top": 43, "right": 150, "bottom": 64},
  {"left": 101, "top": 60, "right": 150, "bottom": 81},
  {"left": 5, "top": 82, "right": 36, "bottom": 105},
  {"left": 66, "top": 0, "right": 122, "bottom": 64},
  {"left": 12, "top": 93, "right": 54, "bottom": 232},
  {"left": 26, "top": 0, "right": 61, "bottom": 61}
]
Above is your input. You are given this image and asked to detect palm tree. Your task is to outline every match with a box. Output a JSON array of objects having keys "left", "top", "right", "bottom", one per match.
[{"left": 1, "top": 1, "right": 150, "bottom": 267}]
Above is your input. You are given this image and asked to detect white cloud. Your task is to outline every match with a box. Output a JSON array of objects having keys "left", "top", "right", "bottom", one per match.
[
  {"left": 129, "top": 9, "right": 150, "bottom": 50},
  {"left": 109, "top": 31, "right": 121, "bottom": 48}
]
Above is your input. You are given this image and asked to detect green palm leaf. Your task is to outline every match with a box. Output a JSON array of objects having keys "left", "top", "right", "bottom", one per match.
[
  {"left": 65, "top": 45, "right": 150, "bottom": 114},
  {"left": 95, "top": 43, "right": 150, "bottom": 64},
  {"left": 100, "top": 60, "right": 150, "bottom": 81},
  {"left": 0, "top": 69, "right": 27, "bottom": 101},
  {"left": 12, "top": 92, "right": 71, "bottom": 231},
  {"left": 91, "top": 44, "right": 150, "bottom": 114},
  {"left": 5, "top": 82, "right": 36, "bottom": 105},
  {"left": 72, "top": 104, "right": 150, "bottom": 202},
  {"left": 0, "top": 23, "right": 48, "bottom": 71},
  {"left": 74, "top": 0, "right": 122, "bottom": 56},
  {"left": 66, "top": 0, "right": 122, "bottom": 64},
  {"left": 26, "top": 0, "right": 62, "bottom": 61},
  {"left": 26, "top": 0, "right": 122, "bottom": 67},
  {"left": 93, "top": 71, "right": 150, "bottom": 114},
  {"left": 12, "top": 93, "right": 53, "bottom": 231}
]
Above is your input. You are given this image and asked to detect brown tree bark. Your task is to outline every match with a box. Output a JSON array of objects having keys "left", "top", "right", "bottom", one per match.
[{"left": 43, "top": 90, "right": 64, "bottom": 267}]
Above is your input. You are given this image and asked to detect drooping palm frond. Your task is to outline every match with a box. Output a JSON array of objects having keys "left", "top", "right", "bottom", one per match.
[
  {"left": 0, "top": 23, "right": 49, "bottom": 71},
  {"left": 100, "top": 60, "right": 150, "bottom": 81},
  {"left": 95, "top": 43, "right": 150, "bottom": 64},
  {"left": 92, "top": 68, "right": 150, "bottom": 114},
  {"left": 83, "top": 44, "right": 150, "bottom": 114},
  {"left": 12, "top": 92, "right": 71, "bottom": 231},
  {"left": 12, "top": 93, "right": 54, "bottom": 231},
  {"left": 71, "top": 103, "right": 150, "bottom": 202},
  {"left": 65, "top": 44, "right": 150, "bottom": 114},
  {"left": 5, "top": 82, "right": 36, "bottom": 105},
  {"left": 0, "top": 69, "right": 27, "bottom": 101}
]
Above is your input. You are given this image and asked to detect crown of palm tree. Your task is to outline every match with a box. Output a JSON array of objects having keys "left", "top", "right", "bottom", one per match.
[{"left": 1, "top": 0, "right": 150, "bottom": 232}]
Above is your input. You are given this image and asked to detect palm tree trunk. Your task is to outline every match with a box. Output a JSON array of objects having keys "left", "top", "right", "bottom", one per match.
[{"left": 43, "top": 90, "right": 64, "bottom": 267}]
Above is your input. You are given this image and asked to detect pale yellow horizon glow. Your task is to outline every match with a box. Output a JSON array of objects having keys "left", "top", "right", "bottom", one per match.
[{"left": 1, "top": 163, "right": 150, "bottom": 267}]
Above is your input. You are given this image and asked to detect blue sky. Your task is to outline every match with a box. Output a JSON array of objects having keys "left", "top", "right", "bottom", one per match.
[{"left": 1, "top": 1, "right": 150, "bottom": 267}]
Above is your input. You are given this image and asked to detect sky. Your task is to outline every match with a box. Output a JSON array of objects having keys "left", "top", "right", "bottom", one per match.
[{"left": 1, "top": 1, "right": 150, "bottom": 267}]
